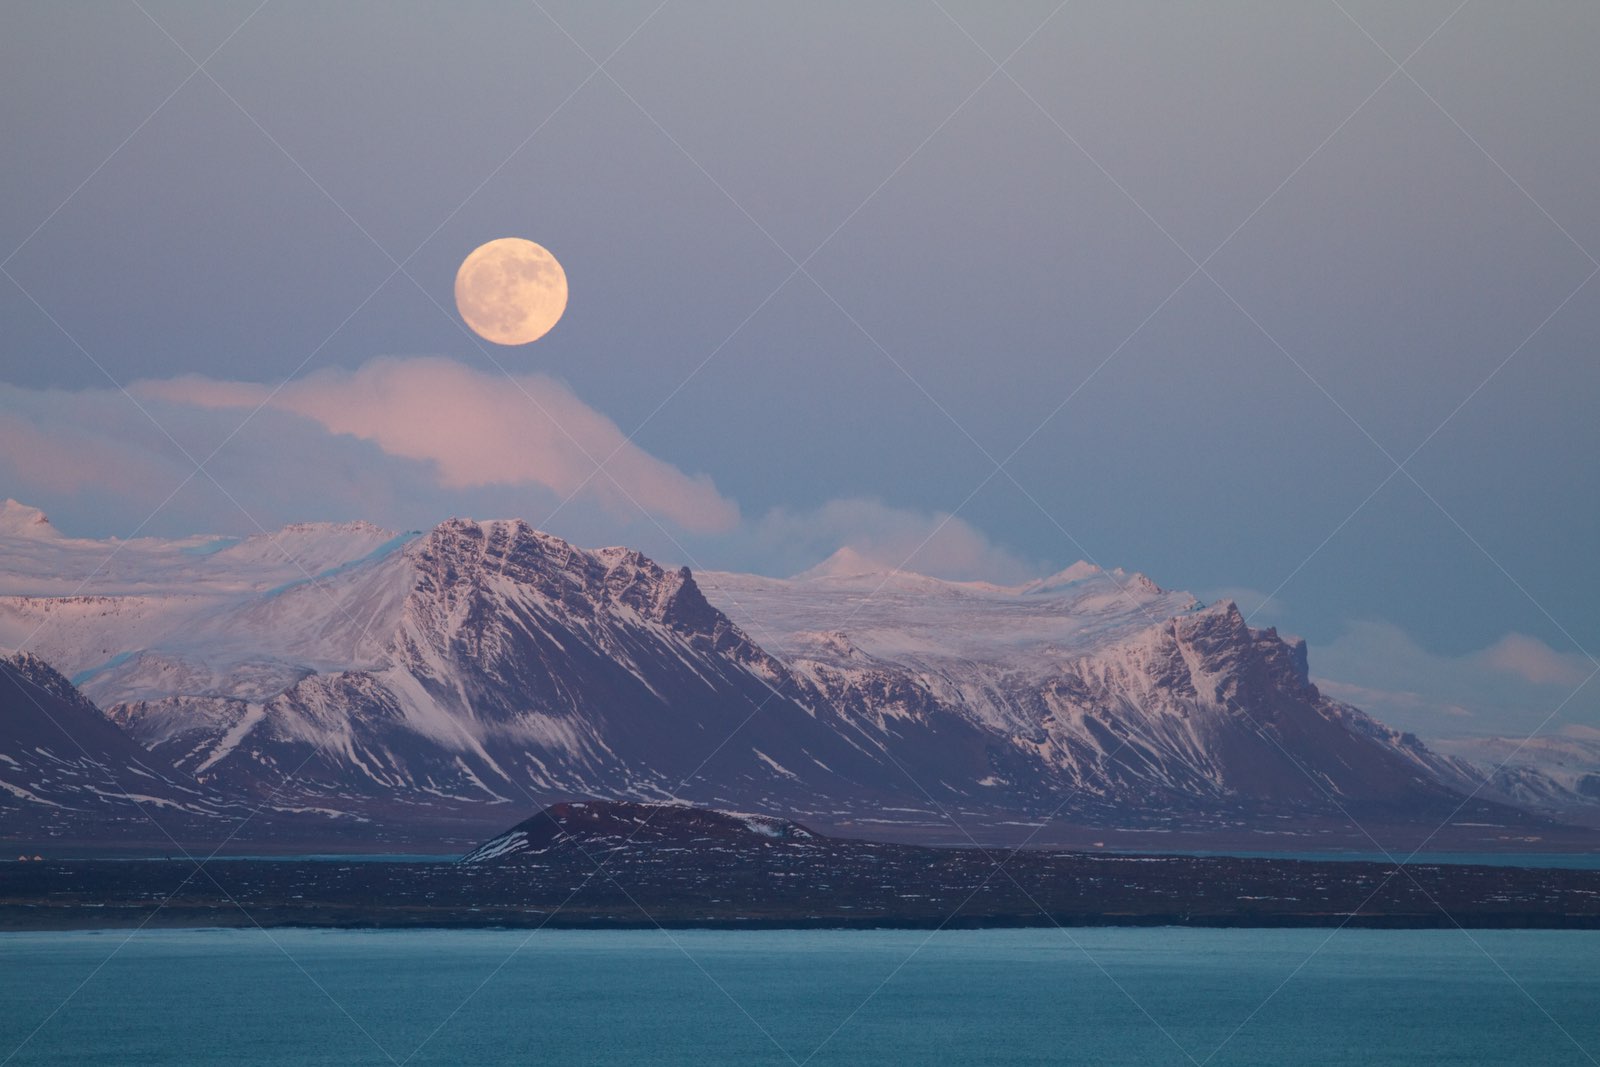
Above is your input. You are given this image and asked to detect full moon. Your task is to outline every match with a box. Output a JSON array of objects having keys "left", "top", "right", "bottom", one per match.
[{"left": 454, "top": 238, "right": 568, "bottom": 346}]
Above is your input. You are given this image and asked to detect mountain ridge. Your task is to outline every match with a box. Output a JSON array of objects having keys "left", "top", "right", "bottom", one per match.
[{"left": 1, "top": 506, "right": 1591, "bottom": 847}]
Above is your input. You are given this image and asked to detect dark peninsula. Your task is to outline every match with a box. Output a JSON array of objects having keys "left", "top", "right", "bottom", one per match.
[{"left": 3, "top": 802, "right": 1597, "bottom": 931}]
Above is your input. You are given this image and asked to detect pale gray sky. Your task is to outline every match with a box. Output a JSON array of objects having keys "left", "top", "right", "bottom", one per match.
[{"left": 3, "top": 2, "right": 1596, "bottom": 736}]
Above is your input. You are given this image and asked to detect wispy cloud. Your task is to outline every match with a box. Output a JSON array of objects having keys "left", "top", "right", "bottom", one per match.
[
  {"left": 732, "top": 497, "right": 1041, "bottom": 583},
  {"left": 1, "top": 364, "right": 1040, "bottom": 585},
  {"left": 1312, "top": 619, "right": 1596, "bottom": 737},
  {"left": 130, "top": 356, "right": 739, "bottom": 533},
  {"left": 0, "top": 401, "right": 174, "bottom": 496},
  {"left": 1479, "top": 632, "right": 1592, "bottom": 688}
]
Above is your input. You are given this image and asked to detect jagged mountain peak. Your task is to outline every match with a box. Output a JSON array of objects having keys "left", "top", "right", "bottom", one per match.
[
  {"left": 417, "top": 517, "right": 655, "bottom": 576},
  {"left": 1171, "top": 597, "right": 1250, "bottom": 638},
  {"left": 4, "top": 650, "right": 97, "bottom": 712},
  {"left": 415, "top": 516, "right": 572, "bottom": 569},
  {"left": 1159, "top": 600, "right": 1315, "bottom": 699},
  {"left": 405, "top": 518, "right": 724, "bottom": 635}
]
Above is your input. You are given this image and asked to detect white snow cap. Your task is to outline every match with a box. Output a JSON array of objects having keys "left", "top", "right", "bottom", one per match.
[{"left": 792, "top": 546, "right": 885, "bottom": 581}]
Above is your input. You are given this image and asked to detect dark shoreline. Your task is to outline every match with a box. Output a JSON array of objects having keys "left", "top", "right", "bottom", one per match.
[{"left": 6, "top": 848, "right": 1599, "bottom": 933}]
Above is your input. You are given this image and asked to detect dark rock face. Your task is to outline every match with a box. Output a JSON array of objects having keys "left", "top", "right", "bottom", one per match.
[
  {"left": 461, "top": 800, "right": 817, "bottom": 863},
  {"left": 0, "top": 654, "right": 222, "bottom": 831}
]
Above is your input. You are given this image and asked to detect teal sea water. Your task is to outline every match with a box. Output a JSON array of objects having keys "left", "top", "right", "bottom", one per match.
[
  {"left": 2, "top": 928, "right": 1596, "bottom": 1065},
  {"left": 1118, "top": 850, "right": 1600, "bottom": 870}
]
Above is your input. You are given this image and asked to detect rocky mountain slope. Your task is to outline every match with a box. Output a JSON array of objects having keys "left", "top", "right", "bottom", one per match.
[{"left": 0, "top": 652, "right": 226, "bottom": 839}]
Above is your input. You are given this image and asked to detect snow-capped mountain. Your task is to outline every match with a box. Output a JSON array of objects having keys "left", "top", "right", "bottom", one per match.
[
  {"left": 84, "top": 519, "right": 948, "bottom": 817},
  {"left": 2, "top": 509, "right": 1021, "bottom": 830},
  {"left": 701, "top": 560, "right": 1491, "bottom": 818},
  {"left": 1429, "top": 729, "right": 1600, "bottom": 814},
  {"left": 0, "top": 501, "right": 1571, "bottom": 844}
]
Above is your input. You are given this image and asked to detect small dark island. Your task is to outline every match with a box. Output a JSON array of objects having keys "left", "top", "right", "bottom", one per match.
[{"left": 3, "top": 801, "right": 1597, "bottom": 931}]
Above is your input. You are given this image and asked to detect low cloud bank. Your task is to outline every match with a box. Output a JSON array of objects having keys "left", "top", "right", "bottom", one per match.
[
  {"left": 1313, "top": 619, "right": 1595, "bottom": 737},
  {"left": 731, "top": 497, "right": 1041, "bottom": 583},
  {"left": 135, "top": 356, "right": 738, "bottom": 534},
  {"left": 0, "top": 362, "right": 1039, "bottom": 586}
]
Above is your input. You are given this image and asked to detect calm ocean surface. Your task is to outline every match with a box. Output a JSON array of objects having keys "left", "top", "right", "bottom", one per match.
[{"left": 2, "top": 928, "right": 1596, "bottom": 1065}]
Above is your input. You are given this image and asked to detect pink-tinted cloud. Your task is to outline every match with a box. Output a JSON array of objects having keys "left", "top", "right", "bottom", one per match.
[
  {"left": 1313, "top": 619, "right": 1597, "bottom": 737},
  {"left": 0, "top": 392, "right": 177, "bottom": 500},
  {"left": 137, "top": 357, "right": 738, "bottom": 534},
  {"left": 1315, "top": 678, "right": 1475, "bottom": 719},
  {"left": 743, "top": 497, "right": 1040, "bottom": 583},
  {"left": 1480, "top": 633, "right": 1593, "bottom": 687}
]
